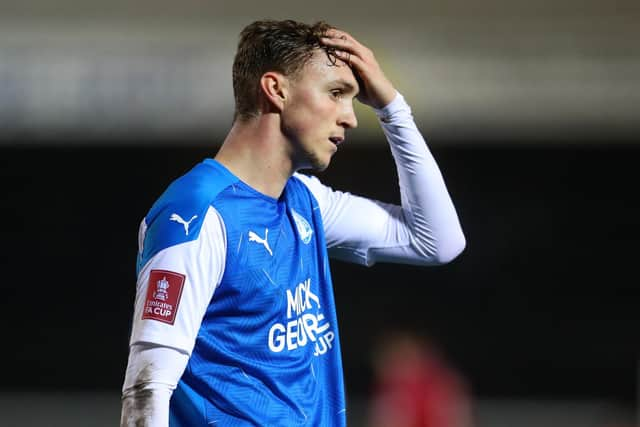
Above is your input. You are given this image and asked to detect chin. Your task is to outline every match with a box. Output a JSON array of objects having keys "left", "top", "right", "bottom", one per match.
[
  {"left": 312, "top": 153, "right": 334, "bottom": 171},
  {"left": 301, "top": 150, "right": 333, "bottom": 172}
]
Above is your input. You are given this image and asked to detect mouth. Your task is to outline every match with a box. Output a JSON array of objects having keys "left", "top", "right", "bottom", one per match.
[{"left": 328, "top": 136, "right": 344, "bottom": 146}]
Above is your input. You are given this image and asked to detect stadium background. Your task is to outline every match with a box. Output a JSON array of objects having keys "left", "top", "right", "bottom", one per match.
[{"left": 0, "top": 0, "right": 638, "bottom": 425}]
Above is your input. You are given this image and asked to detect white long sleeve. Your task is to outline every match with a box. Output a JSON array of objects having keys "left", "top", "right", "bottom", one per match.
[
  {"left": 120, "top": 344, "right": 190, "bottom": 427},
  {"left": 122, "top": 206, "right": 227, "bottom": 427},
  {"left": 297, "top": 92, "right": 465, "bottom": 266}
]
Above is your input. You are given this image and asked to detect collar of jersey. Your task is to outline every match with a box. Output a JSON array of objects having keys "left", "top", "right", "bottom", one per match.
[{"left": 202, "top": 158, "right": 288, "bottom": 204}]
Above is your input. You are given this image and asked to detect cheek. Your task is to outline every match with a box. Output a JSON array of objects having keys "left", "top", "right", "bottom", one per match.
[
  {"left": 298, "top": 93, "right": 330, "bottom": 119},
  {"left": 285, "top": 94, "right": 331, "bottom": 135}
]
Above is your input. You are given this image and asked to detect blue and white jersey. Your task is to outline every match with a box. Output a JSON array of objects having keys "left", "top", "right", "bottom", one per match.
[{"left": 132, "top": 159, "right": 345, "bottom": 426}]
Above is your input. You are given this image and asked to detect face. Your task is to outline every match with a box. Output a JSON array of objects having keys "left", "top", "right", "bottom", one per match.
[{"left": 280, "top": 50, "right": 359, "bottom": 171}]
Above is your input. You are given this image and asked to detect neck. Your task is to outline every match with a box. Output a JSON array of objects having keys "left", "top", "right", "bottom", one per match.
[{"left": 215, "top": 113, "right": 296, "bottom": 199}]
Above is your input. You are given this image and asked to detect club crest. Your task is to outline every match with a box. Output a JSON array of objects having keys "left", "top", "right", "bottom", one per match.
[{"left": 291, "top": 209, "right": 313, "bottom": 244}]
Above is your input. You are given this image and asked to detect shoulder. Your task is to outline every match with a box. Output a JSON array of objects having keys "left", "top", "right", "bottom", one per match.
[
  {"left": 141, "top": 160, "right": 237, "bottom": 261},
  {"left": 291, "top": 171, "right": 318, "bottom": 188},
  {"left": 292, "top": 172, "right": 353, "bottom": 217},
  {"left": 291, "top": 172, "right": 327, "bottom": 204}
]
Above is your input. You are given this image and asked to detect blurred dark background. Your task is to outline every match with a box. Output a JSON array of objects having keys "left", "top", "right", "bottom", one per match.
[{"left": 0, "top": 0, "right": 638, "bottom": 425}]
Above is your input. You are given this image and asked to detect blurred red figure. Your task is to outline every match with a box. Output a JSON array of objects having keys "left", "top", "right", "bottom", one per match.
[{"left": 368, "top": 332, "right": 474, "bottom": 427}]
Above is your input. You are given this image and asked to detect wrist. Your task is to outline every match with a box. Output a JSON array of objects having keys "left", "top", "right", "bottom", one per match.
[
  {"left": 374, "top": 91, "right": 410, "bottom": 123},
  {"left": 371, "top": 86, "right": 398, "bottom": 110}
]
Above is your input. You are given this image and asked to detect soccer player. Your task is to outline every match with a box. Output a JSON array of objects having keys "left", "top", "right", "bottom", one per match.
[{"left": 121, "top": 20, "right": 465, "bottom": 426}]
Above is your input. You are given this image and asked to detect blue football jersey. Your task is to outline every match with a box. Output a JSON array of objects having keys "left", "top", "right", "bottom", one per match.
[{"left": 138, "top": 159, "right": 346, "bottom": 426}]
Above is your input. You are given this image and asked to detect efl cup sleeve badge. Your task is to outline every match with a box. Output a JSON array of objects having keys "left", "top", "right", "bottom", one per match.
[{"left": 142, "top": 270, "right": 185, "bottom": 325}]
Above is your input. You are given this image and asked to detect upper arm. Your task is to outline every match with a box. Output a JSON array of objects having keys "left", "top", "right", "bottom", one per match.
[
  {"left": 129, "top": 206, "right": 226, "bottom": 354},
  {"left": 295, "top": 173, "right": 419, "bottom": 266},
  {"left": 296, "top": 173, "right": 464, "bottom": 267}
]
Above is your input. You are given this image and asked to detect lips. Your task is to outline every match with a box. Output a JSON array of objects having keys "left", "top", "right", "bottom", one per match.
[{"left": 329, "top": 136, "right": 344, "bottom": 145}]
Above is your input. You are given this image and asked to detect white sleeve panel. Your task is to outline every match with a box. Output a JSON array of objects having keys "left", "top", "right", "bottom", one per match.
[
  {"left": 129, "top": 206, "right": 227, "bottom": 355},
  {"left": 296, "top": 93, "right": 465, "bottom": 267}
]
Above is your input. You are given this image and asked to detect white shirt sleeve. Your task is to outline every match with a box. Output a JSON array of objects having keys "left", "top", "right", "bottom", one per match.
[
  {"left": 129, "top": 205, "right": 227, "bottom": 355},
  {"left": 296, "top": 92, "right": 465, "bottom": 267},
  {"left": 121, "top": 206, "right": 227, "bottom": 426}
]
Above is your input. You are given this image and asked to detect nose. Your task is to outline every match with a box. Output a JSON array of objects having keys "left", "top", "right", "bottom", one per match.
[{"left": 339, "top": 102, "right": 358, "bottom": 129}]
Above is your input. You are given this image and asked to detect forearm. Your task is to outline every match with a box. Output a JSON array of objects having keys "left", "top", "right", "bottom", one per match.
[
  {"left": 121, "top": 386, "right": 171, "bottom": 427},
  {"left": 375, "top": 92, "right": 465, "bottom": 263},
  {"left": 120, "top": 344, "right": 189, "bottom": 427}
]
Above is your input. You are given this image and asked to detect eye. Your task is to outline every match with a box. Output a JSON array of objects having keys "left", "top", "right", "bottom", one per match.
[{"left": 330, "top": 89, "right": 343, "bottom": 98}]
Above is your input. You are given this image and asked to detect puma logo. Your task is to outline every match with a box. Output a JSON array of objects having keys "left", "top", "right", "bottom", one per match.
[
  {"left": 170, "top": 213, "right": 198, "bottom": 236},
  {"left": 248, "top": 228, "right": 273, "bottom": 256}
]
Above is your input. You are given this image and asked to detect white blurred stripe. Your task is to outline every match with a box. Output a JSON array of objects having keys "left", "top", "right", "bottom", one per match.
[{"left": 0, "top": 18, "right": 638, "bottom": 144}]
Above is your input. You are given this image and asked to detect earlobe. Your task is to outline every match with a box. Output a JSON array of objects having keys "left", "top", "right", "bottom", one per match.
[{"left": 260, "top": 72, "right": 288, "bottom": 113}]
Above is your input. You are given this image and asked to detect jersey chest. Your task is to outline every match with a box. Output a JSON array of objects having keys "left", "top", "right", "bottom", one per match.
[
  {"left": 211, "top": 183, "right": 329, "bottom": 321},
  {"left": 201, "top": 183, "right": 338, "bottom": 357}
]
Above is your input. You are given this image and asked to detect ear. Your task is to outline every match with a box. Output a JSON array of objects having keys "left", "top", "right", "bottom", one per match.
[{"left": 259, "top": 72, "right": 289, "bottom": 113}]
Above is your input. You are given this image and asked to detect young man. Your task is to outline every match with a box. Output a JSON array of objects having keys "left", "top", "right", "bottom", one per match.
[{"left": 121, "top": 20, "right": 465, "bottom": 426}]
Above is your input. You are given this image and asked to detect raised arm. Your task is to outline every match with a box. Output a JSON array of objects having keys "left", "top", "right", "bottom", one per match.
[{"left": 299, "top": 29, "right": 465, "bottom": 266}]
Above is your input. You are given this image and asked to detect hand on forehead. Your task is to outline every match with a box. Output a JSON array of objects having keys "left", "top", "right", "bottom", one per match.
[{"left": 318, "top": 27, "right": 397, "bottom": 108}]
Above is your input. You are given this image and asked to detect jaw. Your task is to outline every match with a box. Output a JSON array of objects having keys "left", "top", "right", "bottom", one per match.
[{"left": 290, "top": 140, "right": 336, "bottom": 172}]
